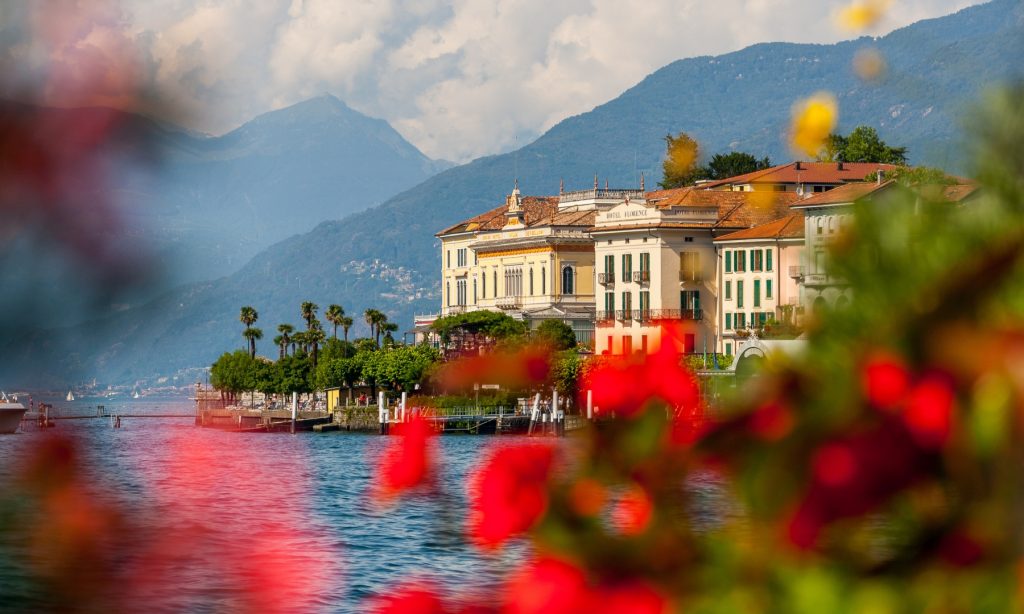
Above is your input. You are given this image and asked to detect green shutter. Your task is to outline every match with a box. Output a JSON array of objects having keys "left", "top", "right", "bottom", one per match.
[
  {"left": 742, "top": 250, "right": 747, "bottom": 271},
  {"left": 726, "top": 313, "right": 732, "bottom": 330},
  {"left": 737, "top": 280, "right": 744, "bottom": 308},
  {"left": 725, "top": 251, "right": 732, "bottom": 273},
  {"left": 694, "top": 291, "right": 701, "bottom": 311},
  {"left": 767, "top": 279, "right": 773, "bottom": 299},
  {"left": 754, "top": 280, "right": 761, "bottom": 307},
  {"left": 767, "top": 249, "right": 773, "bottom": 272},
  {"left": 725, "top": 280, "right": 731, "bottom": 300}
]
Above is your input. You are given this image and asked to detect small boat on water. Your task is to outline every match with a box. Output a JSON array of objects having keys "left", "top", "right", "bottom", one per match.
[
  {"left": 66, "top": 390, "right": 75, "bottom": 401},
  {"left": 0, "top": 393, "right": 27, "bottom": 434},
  {"left": 132, "top": 389, "right": 141, "bottom": 399}
]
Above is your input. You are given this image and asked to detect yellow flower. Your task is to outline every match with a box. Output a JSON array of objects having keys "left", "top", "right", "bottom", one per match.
[
  {"left": 837, "top": 0, "right": 891, "bottom": 32},
  {"left": 790, "top": 93, "right": 838, "bottom": 158}
]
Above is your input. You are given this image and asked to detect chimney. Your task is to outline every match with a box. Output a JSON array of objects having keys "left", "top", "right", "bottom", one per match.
[
  {"left": 837, "top": 161, "right": 844, "bottom": 171},
  {"left": 640, "top": 172, "right": 645, "bottom": 191},
  {"left": 876, "top": 169, "right": 885, "bottom": 185},
  {"left": 794, "top": 161, "right": 802, "bottom": 171}
]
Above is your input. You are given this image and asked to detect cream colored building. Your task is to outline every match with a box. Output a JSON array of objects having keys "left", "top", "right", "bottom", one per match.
[
  {"left": 714, "top": 213, "right": 805, "bottom": 357},
  {"left": 437, "top": 183, "right": 642, "bottom": 346},
  {"left": 591, "top": 188, "right": 797, "bottom": 356}
]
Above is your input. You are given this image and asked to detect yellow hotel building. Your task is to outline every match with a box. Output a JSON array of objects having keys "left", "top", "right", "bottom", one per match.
[{"left": 437, "top": 182, "right": 644, "bottom": 347}]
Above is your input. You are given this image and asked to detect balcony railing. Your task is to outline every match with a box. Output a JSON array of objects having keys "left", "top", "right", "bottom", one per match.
[
  {"left": 632, "top": 270, "right": 650, "bottom": 283},
  {"left": 598, "top": 272, "right": 613, "bottom": 285},
  {"left": 789, "top": 265, "right": 805, "bottom": 279},
  {"left": 495, "top": 298, "right": 522, "bottom": 310},
  {"left": 596, "top": 310, "right": 615, "bottom": 325},
  {"left": 643, "top": 309, "right": 704, "bottom": 321},
  {"left": 803, "top": 273, "right": 829, "bottom": 286},
  {"left": 616, "top": 309, "right": 633, "bottom": 321}
]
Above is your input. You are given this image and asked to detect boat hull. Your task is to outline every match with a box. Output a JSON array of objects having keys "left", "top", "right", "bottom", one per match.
[{"left": 0, "top": 404, "right": 27, "bottom": 434}]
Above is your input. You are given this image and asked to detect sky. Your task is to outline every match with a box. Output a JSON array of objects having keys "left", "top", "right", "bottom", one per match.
[{"left": 0, "top": 0, "right": 983, "bottom": 163}]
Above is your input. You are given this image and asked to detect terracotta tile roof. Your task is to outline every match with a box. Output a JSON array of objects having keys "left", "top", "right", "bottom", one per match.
[
  {"left": 790, "top": 181, "right": 892, "bottom": 208},
  {"left": 714, "top": 213, "right": 805, "bottom": 242},
  {"left": 588, "top": 189, "right": 797, "bottom": 233},
  {"left": 943, "top": 183, "right": 980, "bottom": 202},
  {"left": 699, "top": 161, "right": 901, "bottom": 189},
  {"left": 437, "top": 196, "right": 560, "bottom": 236}
]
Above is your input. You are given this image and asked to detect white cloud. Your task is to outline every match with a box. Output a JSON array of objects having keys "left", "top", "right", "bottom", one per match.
[{"left": 2, "top": 0, "right": 985, "bottom": 160}]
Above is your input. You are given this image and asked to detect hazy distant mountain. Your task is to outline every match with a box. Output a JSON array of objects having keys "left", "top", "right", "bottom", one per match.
[{"left": 12, "top": 0, "right": 1024, "bottom": 385}]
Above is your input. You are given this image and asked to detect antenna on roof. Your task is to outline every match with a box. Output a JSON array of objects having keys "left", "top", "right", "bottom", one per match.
[
  {"left": 640, "top": 172, "right": 645, "bottom": 191},
  {"left": 559, "top": 178, "right": 564, "bottom": 195}
]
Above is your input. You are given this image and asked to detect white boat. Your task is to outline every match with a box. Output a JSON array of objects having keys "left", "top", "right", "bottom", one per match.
[
  {"left": 0, "top": 393, "right": 27, "bottom": 434},
  {"left": 66, "top": 390, "right": 75, "bottom": 401},
  {"left": 132, "top": 389, "right": 141, "bottom": 399}
]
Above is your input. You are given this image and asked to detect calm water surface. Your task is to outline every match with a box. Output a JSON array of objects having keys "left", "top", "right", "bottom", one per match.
[{"left": 0, "top": 396, "right": 728, "bottom": 612}]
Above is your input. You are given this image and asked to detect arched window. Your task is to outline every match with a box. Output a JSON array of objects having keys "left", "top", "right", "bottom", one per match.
[
  {"left": 446, "top": 282, "right": 450, "bottom": 306},
  {"left": 562, "top": 265, "right": 575, "bottom": 295},
  {"left": 541, "top": 267, "right": 546, "bottom": 295},
  {"left": 529, "top": 269, "right": 534, "bottom": 295}
]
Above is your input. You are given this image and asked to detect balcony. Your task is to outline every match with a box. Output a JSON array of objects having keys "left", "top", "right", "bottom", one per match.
[
  {"left": 616, "top": 309, "right": 633, "bottom": 322},
  {"left": 642, "top": 309, "right": 704, "bottom": 321},
  {"left": 802, "top": 273, "right": 830, "bottom": 287},
  {"left": 789, "top": 265, "right": 805, "bottom": 279},
  {"left": 632, "top": 270, "right": 650, "bottom": 284},
  {"left": 598, "top": 272, "right": 614, "bottom": 285},
  {"left": 495, "top": 297, "right": 522, "bottom": 310},
  {"left": 596, "top": 310, "right": 615, "bottom": 326}
]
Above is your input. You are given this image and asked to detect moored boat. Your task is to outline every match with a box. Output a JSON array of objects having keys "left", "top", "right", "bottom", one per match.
[{"left": 0, "top": 393, "right": 27, "bottom": 434}]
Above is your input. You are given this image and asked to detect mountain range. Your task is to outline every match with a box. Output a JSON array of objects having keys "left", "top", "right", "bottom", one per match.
[{"left": 8, "top": 0, "right": 1024, "bottom": 386}]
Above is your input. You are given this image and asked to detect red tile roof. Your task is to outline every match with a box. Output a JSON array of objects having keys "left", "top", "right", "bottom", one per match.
[
  {"left": 436, "top": 196, "right": 560, "bottom": 236},
  {"left": 789, "top": 181, "right": 892, "bottom": 208},
  {"left": 699, "top": 161, "right": 901, "bottom": 189},
  {"left": 714, "top": 213, "right": 805, "bottom": 242},
  {"left": 645, "top": 187, "right": 800, "bottom": 228}
]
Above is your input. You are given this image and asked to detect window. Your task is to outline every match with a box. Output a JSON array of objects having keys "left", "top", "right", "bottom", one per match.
[
  {"left": 684, "top": 237, "right": 694, "bottom": 243},
  {"left": 457, "top": 248, "right": 467, "bottom": 267},
  {"left": 621, "top": 291, "right": 633, "bottom": 313},
  {"left": 621, "top": 254, "right": 632, "bottom": 282},
  {"left": 754, "top": 279, "right": 761, "bottom": 307},
  {"left": 725, "top": 280, "right": 732, "bottom": 300},
  {"left": 604, "top": 254, "right": 615, "bottom": 279},
  {"left": 725, "top": 250, "right": 732, "bottom": 273},
  {"left": 726, "top": 342, "right": 733, "bottom": 356},
  {"left": 766, "top": 279, "right": 773, "bottom": 299},
  {"left": 529, "top": 269, "right": 534, "bottom": 295},
  {"left": 447, "top": 250, "right": 451, "bottom": 268},
  {"left": 604, "top": 292, "right": 614, "bottom": 314},
  {"left": 752, "top": 249, "right": 763, "bottom": 271},
  {"left": 562, "top": 265, "right": 575, "bottom": 295},
  {"left": 623, "top": 336, "right": 633, "bottom": 355},
  {"left": 766, "top": 249, "right": 773, "bottom": 272},
  {"left": 446, "top": 282, "right": 450, "bottom": 306},
  {"left": 828, "top": 217, "right": 835, "bottom": 234},
  {"left": 493, "top": 271, "right": 498, "bottom": 296},
  {"left": 504, "top": 267, "right": 523, "bottom": 297},
  {"left": 817, "top": 219, "right": 824, "bottom": 235},
  {"left": 737, "top": 312, "right": 746, "bottom": 329},
  {"left": 473, "top": 278, "right": 477, "bottom": 303},
  {"left": 482, "top": 271, "right": 487, "bottom": 298},
  {"left": 639, "top": 252, "right": 650, "bottom": 280},
  {"left": 456, "top": 279, "right": 467, "bottom": 306},
  {"left": 639, "top": 291, "right": 650, "bottom": 320},
  {"left": 474, "top": 252, "right": 478, "bottom": 265},
  {"left": 733, "top": 250, "right": 747, "bottom": 272},
  {"left": 759, "top": 312, "right": 768, "bottom": 325},
  {"left": 737, "top": 280, "right": 745, "bottom": 308},
  {"left": 541, "top": 268, "right": 546, "bottom": 295},
  {"left": 726, "top": 313, "right": 733, "bottom": 330},
  {"left": 681, "top": 251, "right": 701, "bottom": 281},
  {"left": 681, "top": 290, "right": 700, "bottom": 316}
]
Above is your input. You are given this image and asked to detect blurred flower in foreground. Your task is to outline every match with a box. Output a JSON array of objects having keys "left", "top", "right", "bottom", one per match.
[
  {"left": 373, "top": 416, "right": 436, "bottom": 503},
  {"left": 469, "top": 443, "right": 554, "bottom": 549},
  {"left": 836, "top": 0, "right": 891, "bottom": 32},
  {"left": 853, "top": 47, "right": 887, "bottom": 81},
  {"left": 790, "top": 92, "right": 838, "bottom": 158},
  {"left": 371, "top": 581, "right": 447, "bottom": 614}
]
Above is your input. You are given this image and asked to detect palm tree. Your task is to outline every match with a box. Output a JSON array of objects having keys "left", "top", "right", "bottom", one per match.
[
  {"left": 308, "top": 324, "right": 326, "bottom": 370},
  {"left": 292, "top": 331, "right": 308, "bottom": 354},
  {"left": 373, "top": 311, "right": 389, "bottom": 346},
  {"left": 381, "top": 321, "right": 399, "bottom": 346},
  {"left": 240, "top": 306, "right": 258, "bottom": 355},
  {"left": 301, "top": 301, "right": 319, "bottom": 330},
  {"left": 325, "top": 304, "right": 345, "bottom": 339},
  {"left": 273, "top": 335, "right": 284, "bottom": 359},
  {"left": 340, "top": 316, "right": 353, "bottom": 343},
  {"left": 363, "top": 308, "right": 378, "bottom": 344},
  {"left": 243, "top": 327, "right": 263, "bottom": 359},
  {"left": 277, "top": 324, "right": 294, "bottom": 358}
]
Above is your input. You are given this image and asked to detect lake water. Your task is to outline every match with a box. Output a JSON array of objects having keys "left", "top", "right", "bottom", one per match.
[
  {"left": 0, "top": 396, "right": 530, "bottom": 612},
  {"left": 0, "top": 396, "right": 729, "bottom": 612}
]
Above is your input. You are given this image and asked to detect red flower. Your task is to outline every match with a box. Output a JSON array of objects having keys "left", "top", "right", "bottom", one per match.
[
  {"left": 372, "top": 583, "right": 447, "bottom": 614},
  {"left": 904, "top": 374, "right": 955, "bottom": 449},
  {"left": 502, "top": 557, "right": 589, "bottom": 614},
  {"left": 747, "top": 401, "right": 794, "bottom": 441},
  {"left": 862, "top": 352, "right": 911, "bottom": 410},
  {"left": 611, "top": 486, "right": 654, "bottom": 536},
  {"left": 938, "top": 529, "right": 985, "bottom": 567},
  {"left": 591, "top": 581, "right": 670, "bottom": 614},
  {"left": 375, "top": 417, "right": 434, "bottom": 502},
  {"left": 469, "top": 444, "right": 554, "bottom": 549}
]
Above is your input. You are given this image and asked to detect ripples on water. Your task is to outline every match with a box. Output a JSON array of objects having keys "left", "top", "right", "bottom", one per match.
[{"left": 0, "top": 398, "right": 730, "bottom": 612}]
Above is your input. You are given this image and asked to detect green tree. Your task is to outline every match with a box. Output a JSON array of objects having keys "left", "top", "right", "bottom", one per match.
[
  {"left": 276, "top": 323, "right": 294, "bottom": 359},
  {"left": 552, "top": 350, "right": 583, "bottom": 405},
  {"left": 817, "top": 125, "right": 907, "bottom": 164},
  {"left": 325, "top": 304, "right": 345, "bottom": 339},
  {"left": 308, "top": 321, "right": 326, "bottom": 371},
  {"left": 339, "top": 315, "right": 353, "bottom": 343},
  {"left": 431, "top": 311, "right": 529, "bottom": 355},
  {"left": 381, "top": 321, "right": 399, "bottom": 346},
  {"left": 658, "top": 131, "right": 706, "bottom": 189},
  {"left": 863, "top": 165, "right": 958, "bottom": 186},
  {"left": 705, "top": 152, "right": 772, "bottom": 180},
  {"left": 239, "top": 306, "right": 259, "bottom": 357},
  {"left": 242, "top": 327, "right": 263, "bottom": 359},
  {"left": 301, "top": 301, "right": 319, "bottom": 330},
  {"left": 534, "top": 320, "right": 577, "bottom": 351}
]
